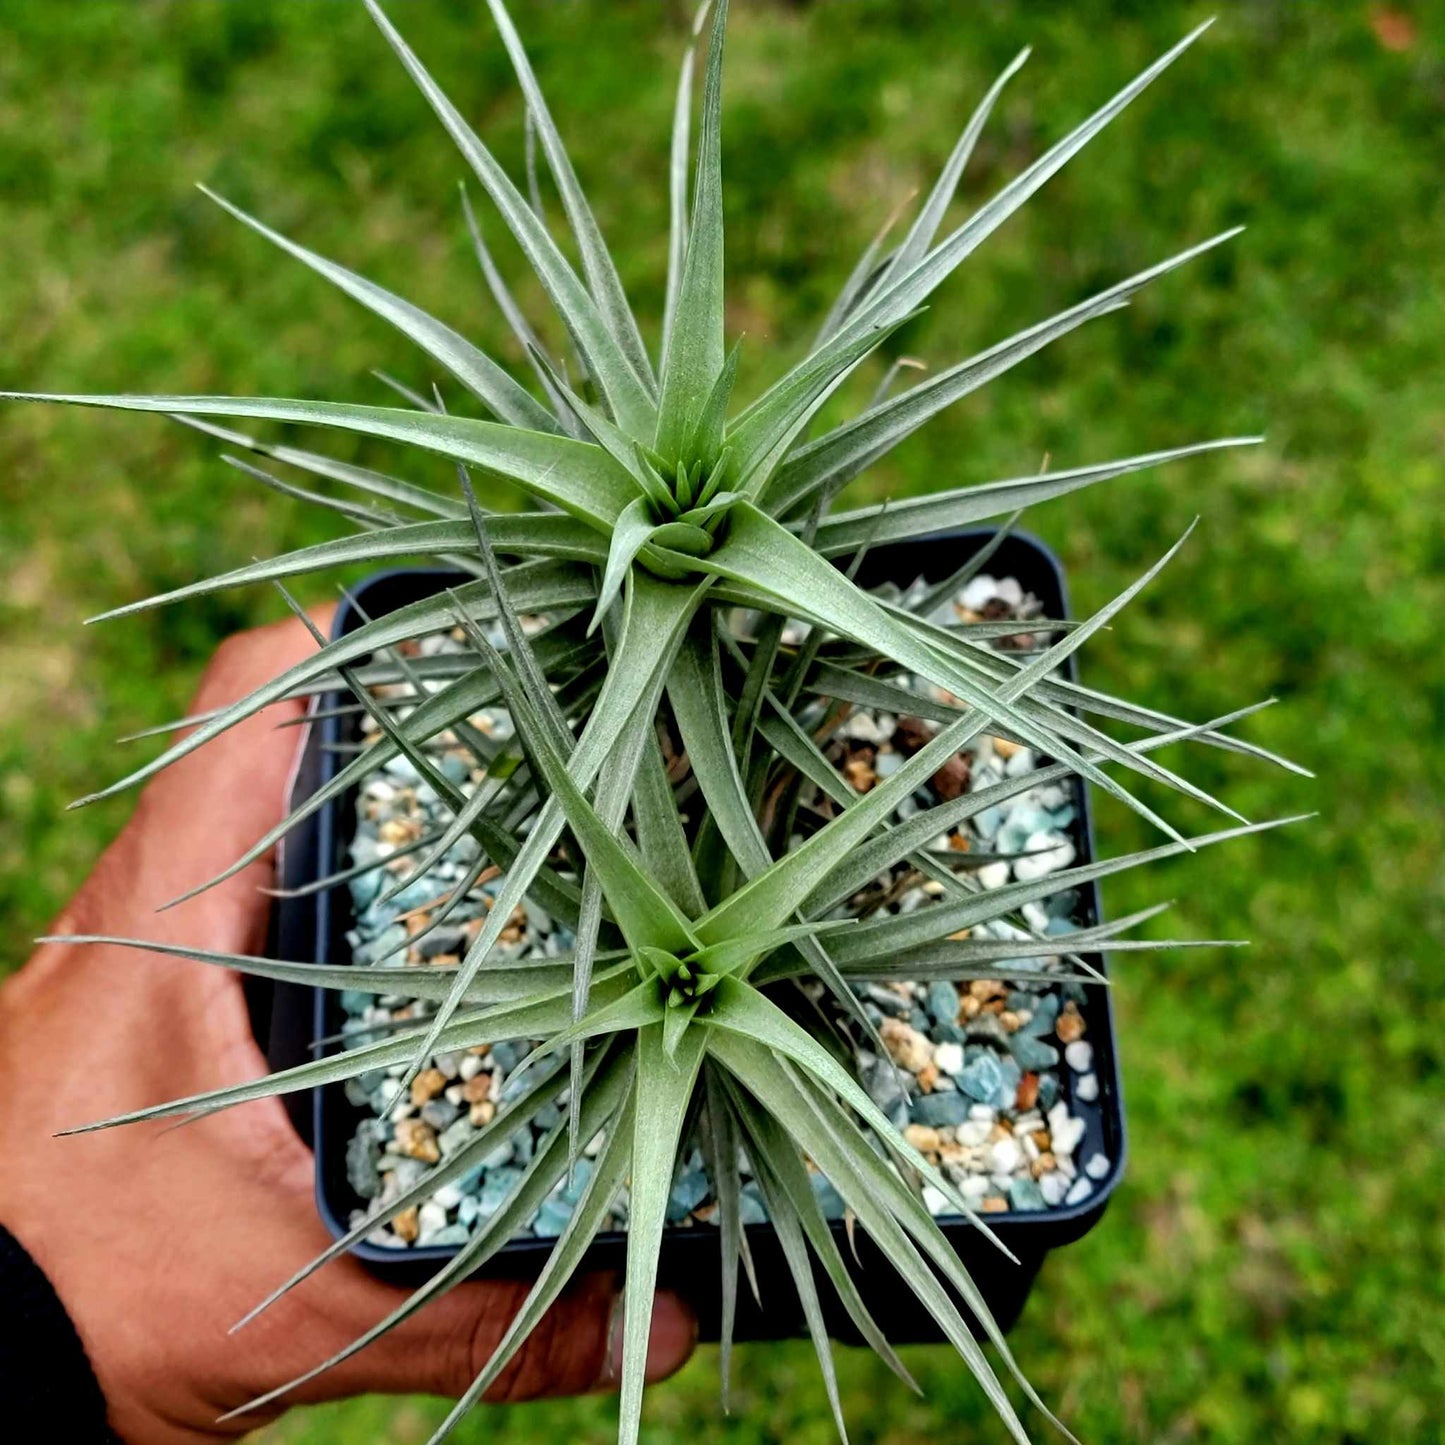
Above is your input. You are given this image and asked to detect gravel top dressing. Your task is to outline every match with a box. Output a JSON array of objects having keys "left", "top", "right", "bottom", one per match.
[{"left": 338, "top": 570, "right": 1106, "bottom": 1251}]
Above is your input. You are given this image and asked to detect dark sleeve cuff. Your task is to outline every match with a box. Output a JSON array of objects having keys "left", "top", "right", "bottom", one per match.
[{"left": 0, "top": 1222, "right": 117, "bottom": 1441}]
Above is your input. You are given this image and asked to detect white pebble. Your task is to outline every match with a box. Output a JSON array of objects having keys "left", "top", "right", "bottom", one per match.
[
  {"left": 977, "top": 861, "right": 1010, "bottom": 890},
  {"left": 1084, "top": 1152, "right": 1111, "bottom": 1180},
  {"left": 418, "top": 1201, "right": 448, "bottom": 1235},
  {"left": 432, "top": 1183, "right": 462, "bottom": 1210},
  {"left": 841, "top": 711, "right": 890, "bottom": 744},
  {"left": 956, "top": 1120, "right": 992, "bottom": 1148},
  {"left": 1039, "top": 1173, "right": 1068, "bottom": 1207},
  {"left": 1074, "top": 1072, "right": 1099, "bottom": 1103},
  {"left": 1065, "top": 1041, "right": 1094, "bottom": 1073},
  {"left": 1013, "top": 834, "right": 1075, "bottom": 882},
  {"left": 968, "top": 1104, "right": 997, "bottom": 1123},
  {"left": 988, "top": 1137, "right": 1022, "bottom": 1175},
  {"left": 961, "top": 577, "right": 997, "bottom": 612},
  {"left": 1052, "top": 1115, "right": 1086, "bottom": 1158},
  {"left": 459, "top": 1054, "right": 484, "bottom": 1081},
  {"left": 922, "top": 1185, "right": 950, "bottom": 1217},
  {"left": 933, "top": 1042, "right": 965, "bottom": 1077},
  {"left": 1003, "top": 747, "right": 1037, "bottom": 778},
  {"left": 1064, "top": 1177, "right": 1094, "bottom": 1206}
]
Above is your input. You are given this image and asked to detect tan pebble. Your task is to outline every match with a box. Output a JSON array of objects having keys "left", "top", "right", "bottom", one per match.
[
  {"left": 426, "top": 953, "right": 460, "bottom": 969},
  {"left": 379, "top": 818, "right": 421, "bottom": 846},
  {"left": 981, "top": 1196, "right": 1009, "bottom": 1214},
  {"left": 880, "top": 1017, "right": 933, "bottom": 1072},
  {"left": 947, "top": 927, "right": 972, "bottom": 942},
  {"left": 393, "top": 1118, "right": 440, "bottom": 1164},
  {"left": 1031, "top": 1151, "right": 1057, "bottom": 1180},
  {"left": 915, "top": 1061, "right": 939, "bottom": 1093},
  {"left": 410, "top": 1068, "right": 447, "bottom": 1107},
  {"left": 1000, "top": 1010, "right": 1021, "bottom": 1032},
  {"left": 843, "top": 756, "right": 877, "bottom": 793},
  {"left": 461, "top": 1074, "right": 492, "bottom": 1105},
  {"left": 392, "top": 1206, "right": 420, "bottom": 1243},
  {"left": 990, "top": 1121, "right": 1012, "bottom": 1142},
  {"left": 904, "top": 1124, "right": 943, "bottom": 1153},
  {"left": 947, "top": 832, "right": 971, "bottom": 852},
  {"left": 982, "top": 998, "right": 1005, "bottom": 1015},
  {"left": 1055, "top": 1003, "right": 1087, "bottom": 1044},
  {"left": 692, "top": 1202, "right": 718, "bottom": 1223},
  {"left": 960, "top": 995, "right": 982, "bottom": 1020},
  {"left": 1016, "top": 1073, "right": 1040, "bottom": 1111},
  {"left": 938, "top": 1143, "right": 968, "bottom": 1167},
  {"left": 1030, "top": 1129, "right": 1052, "bottom": 1152},
  {"left": 469, "top": 1099, "right": 496, "bottom": 1127},
  {"left": 468, "top": 1044, "right": 491, "bottom": 1057},
  {"left": 968, "top": 979, "right": 1007, "bottom": 1003},
  {"left": 993, "top": 736, "right": 1023, "bottom": 760}
]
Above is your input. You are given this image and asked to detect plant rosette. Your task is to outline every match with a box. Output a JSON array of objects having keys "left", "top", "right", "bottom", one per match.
[{"left": 13, "top": 2, "right": 1308, "bottom": 1441}]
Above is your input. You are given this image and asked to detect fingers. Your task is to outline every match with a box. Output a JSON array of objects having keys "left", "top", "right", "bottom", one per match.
[
  {"left": 309, "top": 1274, "right": 695, "bottom": 1407},
  {"left": 41, "top": 605, "right": 340, "bottom": 964}
]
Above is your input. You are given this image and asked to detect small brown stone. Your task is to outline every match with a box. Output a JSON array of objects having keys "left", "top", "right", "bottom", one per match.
[
  {"left": 1055, "top": 1002, "right": 1087, "bottom": 1044},
  {"left": 393, "top": 1118, "right": 440, "bottom": 1164},
  {"left": 904, "top": 1124, "right": 943, "bottom": 1154},
  {"left": 990, "top": 1121, "right": 1012, "bottom": 1142},
  {"left": 959, "top": 994, "right": 982, "bottom": 1020},
  {"left": 982, "top": 998, "right": 1005, "bottom": 1015},
  {"left": 461, "top": 1073, "right": 492, "bottom": 1105},
  {"left": 981, "top": 1196, "right": 1009, "bottom": 1214},
  {"left": 992, "top": 736, "right": 1023, "bottom": 760},
  {"left": 409, "top": 1068, "right": 447, "bottom": 1107},
  {"left": 894, "top": 715, "right": 933, "bottom": 753},
  {"left": 915, "top": 1061, "right": 939, "bottom": 1093},
  {"left": 392, "top": 1206, "right": 420, "bottom": 1243},
  {"left": 1015, "top": 1073, "right": 1040, "bottom": 1111},
  {"left": 947, "top": 832, "right": 970, "bottom": 852},
  {"left": 930, "top": 752, "right": 972, "bottom": 801},
  {"left": 469, "top": 1099, "right": 496, "bottom": 1127},
  {"left": 1000, "top": 1010, "right": 1021, "bottom": 1032},
  {"left": 968, "top": 979, "right": 1007, "bottom": 1003},
  {"left": 1030, "top": 1129, "right": 1052, "bottom": 1152},
  {"left": 1030, "top": 1152, "right": 1057, "bottom": 1180},
  {"left": 843, "top": 757, "right": 877, "bottom": 793}
]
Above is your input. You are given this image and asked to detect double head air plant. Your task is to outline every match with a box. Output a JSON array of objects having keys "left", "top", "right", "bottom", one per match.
[{"left": 10, "top": 2, "right": 1307, "bottom": 1441}]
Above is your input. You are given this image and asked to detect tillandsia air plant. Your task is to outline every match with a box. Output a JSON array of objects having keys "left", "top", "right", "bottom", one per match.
[{"left": 9, "top": 2, "right": 1309, "bottom": 1440}]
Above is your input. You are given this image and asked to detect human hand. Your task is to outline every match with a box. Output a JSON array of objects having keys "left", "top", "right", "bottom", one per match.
[{"left": 0, "top": 612, "right": 694, "bottom": 1444}]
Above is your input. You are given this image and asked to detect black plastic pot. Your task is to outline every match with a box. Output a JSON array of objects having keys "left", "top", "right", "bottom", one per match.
[{"left": 251, "top": 528, "right": 1126, "bottom": 1344}]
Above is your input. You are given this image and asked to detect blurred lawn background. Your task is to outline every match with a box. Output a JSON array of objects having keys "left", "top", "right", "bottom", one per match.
[{"left": 1, "top": 0, "right": 1441, "bottom": 1440}]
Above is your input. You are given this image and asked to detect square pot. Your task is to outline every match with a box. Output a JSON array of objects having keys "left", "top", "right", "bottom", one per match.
[{"left": 251, "top": 528, "right": 1126, "bottom": 1343}]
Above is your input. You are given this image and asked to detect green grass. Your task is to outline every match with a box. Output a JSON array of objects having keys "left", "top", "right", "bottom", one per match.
[{"left": 2, "top": 1, "right": 1441, "bottom": 1440}]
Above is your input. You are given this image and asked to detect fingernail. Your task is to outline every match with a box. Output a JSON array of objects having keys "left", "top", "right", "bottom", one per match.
[{"left": 604, "top": 1289, "right": 696, "bottom": 1386}]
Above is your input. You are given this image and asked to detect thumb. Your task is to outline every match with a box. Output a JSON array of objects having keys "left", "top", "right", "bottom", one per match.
[{"left": 319, "top": 1273, "right": 696, "bottom": 1405}]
